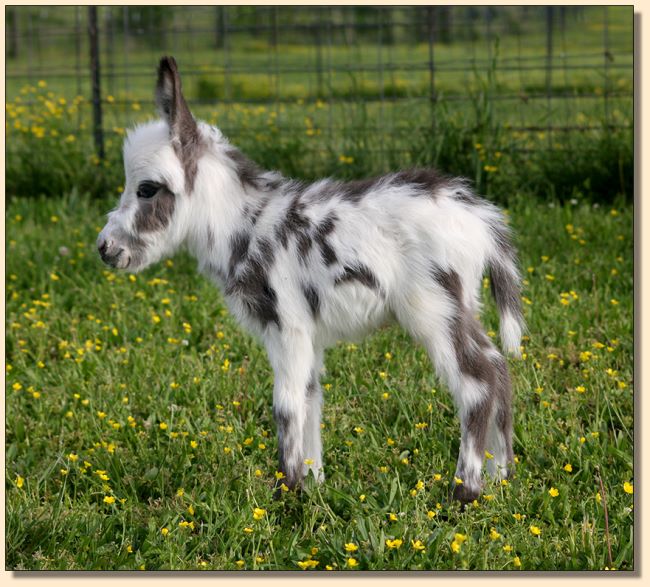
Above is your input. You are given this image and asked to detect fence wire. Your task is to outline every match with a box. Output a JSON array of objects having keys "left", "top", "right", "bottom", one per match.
[{"left": 5, "top": 5, "right": 633, "bottom": 164}]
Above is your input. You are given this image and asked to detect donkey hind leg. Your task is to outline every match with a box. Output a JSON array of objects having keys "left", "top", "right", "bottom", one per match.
[
  {"left": 443, "top": 321, "right": 515, "bottom": 502},
  {"left": 396, "top": 291, "right": 502, "bottom": 504},
  {"left": 447, "top": 356, "right": 497, "bottom": 505},
  {"left": 485, "top": 352, "right": 515, "bottom": 480},
  {"left": 302, "top": 347, "right": 325, "bottom": 483}
]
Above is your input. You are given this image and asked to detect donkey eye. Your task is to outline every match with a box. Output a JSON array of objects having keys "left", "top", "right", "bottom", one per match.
[{"left": 137, "top": 181, "right": 160, "bottom": 199}]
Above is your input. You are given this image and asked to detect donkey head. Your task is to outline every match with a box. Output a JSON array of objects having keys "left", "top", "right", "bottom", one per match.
[{"left": 97, "top": 56, "right": 204, "bottom": 271}]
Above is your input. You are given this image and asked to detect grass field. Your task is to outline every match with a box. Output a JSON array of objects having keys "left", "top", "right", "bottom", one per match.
[
  {"left": 5, "top": 75, "right": 633, "bottom": 206},
  {"left": 5, "top": 191, "right": 633, "bottom": 571}
]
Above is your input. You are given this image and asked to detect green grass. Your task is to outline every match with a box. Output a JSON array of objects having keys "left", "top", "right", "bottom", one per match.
[
  {"left": 5, "top": 80, "right": 633, "bottom": 204},
  {"left": 5, "top": 191, "right": 633, "bottom": 570}
]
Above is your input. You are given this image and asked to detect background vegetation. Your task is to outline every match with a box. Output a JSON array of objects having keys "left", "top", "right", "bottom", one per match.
[{"left": 5, "top": 5, "right": 633, "bottom": 204}]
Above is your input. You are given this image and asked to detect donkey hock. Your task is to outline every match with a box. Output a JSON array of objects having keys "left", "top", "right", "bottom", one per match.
[{"left": 98, "top": 56, "right": 524, "bottom": 503}]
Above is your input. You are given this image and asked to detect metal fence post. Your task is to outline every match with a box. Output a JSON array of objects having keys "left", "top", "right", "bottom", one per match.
[
  {"left": 427, "top": 6, "right": 437, "bottom": 143},
  {"left": 88, "top": 6, "right": 105, "bottom": 160},
  {"left": 427, "top": 7, "right": 436, "bottom": 106},
  {"left": 223, "top": 6, "right": 231, "bottom": 106},
  {"left": 603, "top": 7, "right": 611, "bottom": 131},
  {"left": 74, "top": 7, "right": 82, "bottom": 129},
  {"left": 105, "top": 7, "right": 115, "bottom": 98},
  {"left": 315, "top": 14, "right": 323, "bottom": 99},
  {"left": 545, "top": 6, "right": 554, "bottom": 145},
  {"left": 7, "top": 7, "right": 19, "bottom": 58}
]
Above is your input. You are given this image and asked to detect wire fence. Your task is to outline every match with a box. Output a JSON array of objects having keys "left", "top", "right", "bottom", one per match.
[{"left": 6, "top": 5, "right": 633, "bottom": 165}]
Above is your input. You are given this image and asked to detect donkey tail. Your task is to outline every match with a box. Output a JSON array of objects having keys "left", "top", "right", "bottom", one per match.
[{"left": 488, "top": 223, "right": 524, "bottom": 357}]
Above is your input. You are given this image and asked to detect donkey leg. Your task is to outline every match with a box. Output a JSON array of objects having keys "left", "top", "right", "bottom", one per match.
[
  {"left": 265, "top": 329, "right": 314, "bottom": 492},
  {"left": 485, "top": 352, "right": 515, "bottom": 480},
  {"left": 418, "top": 328, "right": 496, "bottom": 503},
  {"left": 445, "top": 315, "right": 501, "bottom": 504},
  {"left": 395, "top": 280, "right": 500, "bottom": 504},
  {"left": 451, "top": 376, "right": 495, "bottom": 504}
]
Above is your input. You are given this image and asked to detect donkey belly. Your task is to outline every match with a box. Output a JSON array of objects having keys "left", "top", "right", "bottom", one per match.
[{"left": 317, "top": 282, "right": 391, "bottom": 347}]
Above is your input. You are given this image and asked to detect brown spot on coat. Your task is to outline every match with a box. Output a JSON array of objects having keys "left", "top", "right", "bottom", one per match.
[
  {"left": 339, "top": 177, "right": 378, "bottom": 203},
  {"left": 392, "top": 168, "right": 448, "bottom": 195},
  {"left": 335, "top": 263, "right": 381, "bottom": 292},
  {"left": 227, "top": 231, "right": 251, "bottom": 277},
  {"left": 225, "top": 236, "right": 280, "bottom": 329},
  {"left": 134, "top": 186, "right": 176, "bottom": 233},
  {"left": 301, "top": 283, "right": 320, "bottom": 318},
  {"left": 430, "top": 264, "right": 494, "bottom": 382},
  {"left": 314, "top": 212, "right": 338, "bottom": 266},
  {"left": 226, "top": 148, "right": 282, "bottom": 192},
  {"left": 273, "top": 407, "right": 302, "bottom": 491}
]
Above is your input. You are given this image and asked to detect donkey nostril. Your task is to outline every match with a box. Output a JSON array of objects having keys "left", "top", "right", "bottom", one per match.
[{"left": 98, "top": 237, "right": 113, "bottom": 256}]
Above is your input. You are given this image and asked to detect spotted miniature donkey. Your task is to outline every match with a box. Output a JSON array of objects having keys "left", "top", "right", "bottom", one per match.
[{"left": 97, "top": 57, "right": 524, "bottom": 504}]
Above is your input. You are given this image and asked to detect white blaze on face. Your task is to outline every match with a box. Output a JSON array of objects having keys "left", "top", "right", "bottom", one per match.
[{"left": 97, "top": 121, "right": 189, "bottom": 272}]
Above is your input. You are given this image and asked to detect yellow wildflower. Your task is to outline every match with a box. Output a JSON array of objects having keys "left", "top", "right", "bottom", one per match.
[{"left": 411, "top": 539, "right": 426, "bottom": 552}]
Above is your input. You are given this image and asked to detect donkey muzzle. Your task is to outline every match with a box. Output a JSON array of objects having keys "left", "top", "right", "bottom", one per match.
[{"left": 97, "top": 235, "right": 129, "bottom": 269}]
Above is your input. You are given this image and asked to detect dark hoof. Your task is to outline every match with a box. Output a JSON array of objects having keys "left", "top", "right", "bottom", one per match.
[{"left": 452, "top": 483, "right": 480, "bottom": 506}]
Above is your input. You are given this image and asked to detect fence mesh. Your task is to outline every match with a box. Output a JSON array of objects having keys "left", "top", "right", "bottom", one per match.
[{"left": 6, "top": 5, "right": 633, "bottom": 175}]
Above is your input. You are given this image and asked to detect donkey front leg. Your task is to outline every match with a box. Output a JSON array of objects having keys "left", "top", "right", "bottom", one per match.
[{"left": 265, "top": 329, "right": 315, "bottom": 492}]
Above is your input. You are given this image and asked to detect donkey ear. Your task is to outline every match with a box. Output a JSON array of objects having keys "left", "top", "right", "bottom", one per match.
[
  {"left": 155, "top": 56, "right": 202, "bottom": 190},
  {"left": 156, "top": 56, "right": 196, "bottom": 136}
]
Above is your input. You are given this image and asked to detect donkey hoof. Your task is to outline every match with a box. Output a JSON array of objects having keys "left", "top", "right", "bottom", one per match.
[{"left": 452, "top": 483, "right": 480, "bottom": 505}]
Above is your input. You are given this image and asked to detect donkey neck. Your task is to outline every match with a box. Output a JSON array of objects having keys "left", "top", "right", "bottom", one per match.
[{"left": 187, "top": 150, "right": 267, "bottom": 287}]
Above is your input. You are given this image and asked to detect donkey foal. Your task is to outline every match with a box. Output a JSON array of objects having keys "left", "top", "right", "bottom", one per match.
[{"left": 98, "top": 57, "right": 524, "bottom": 503}]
